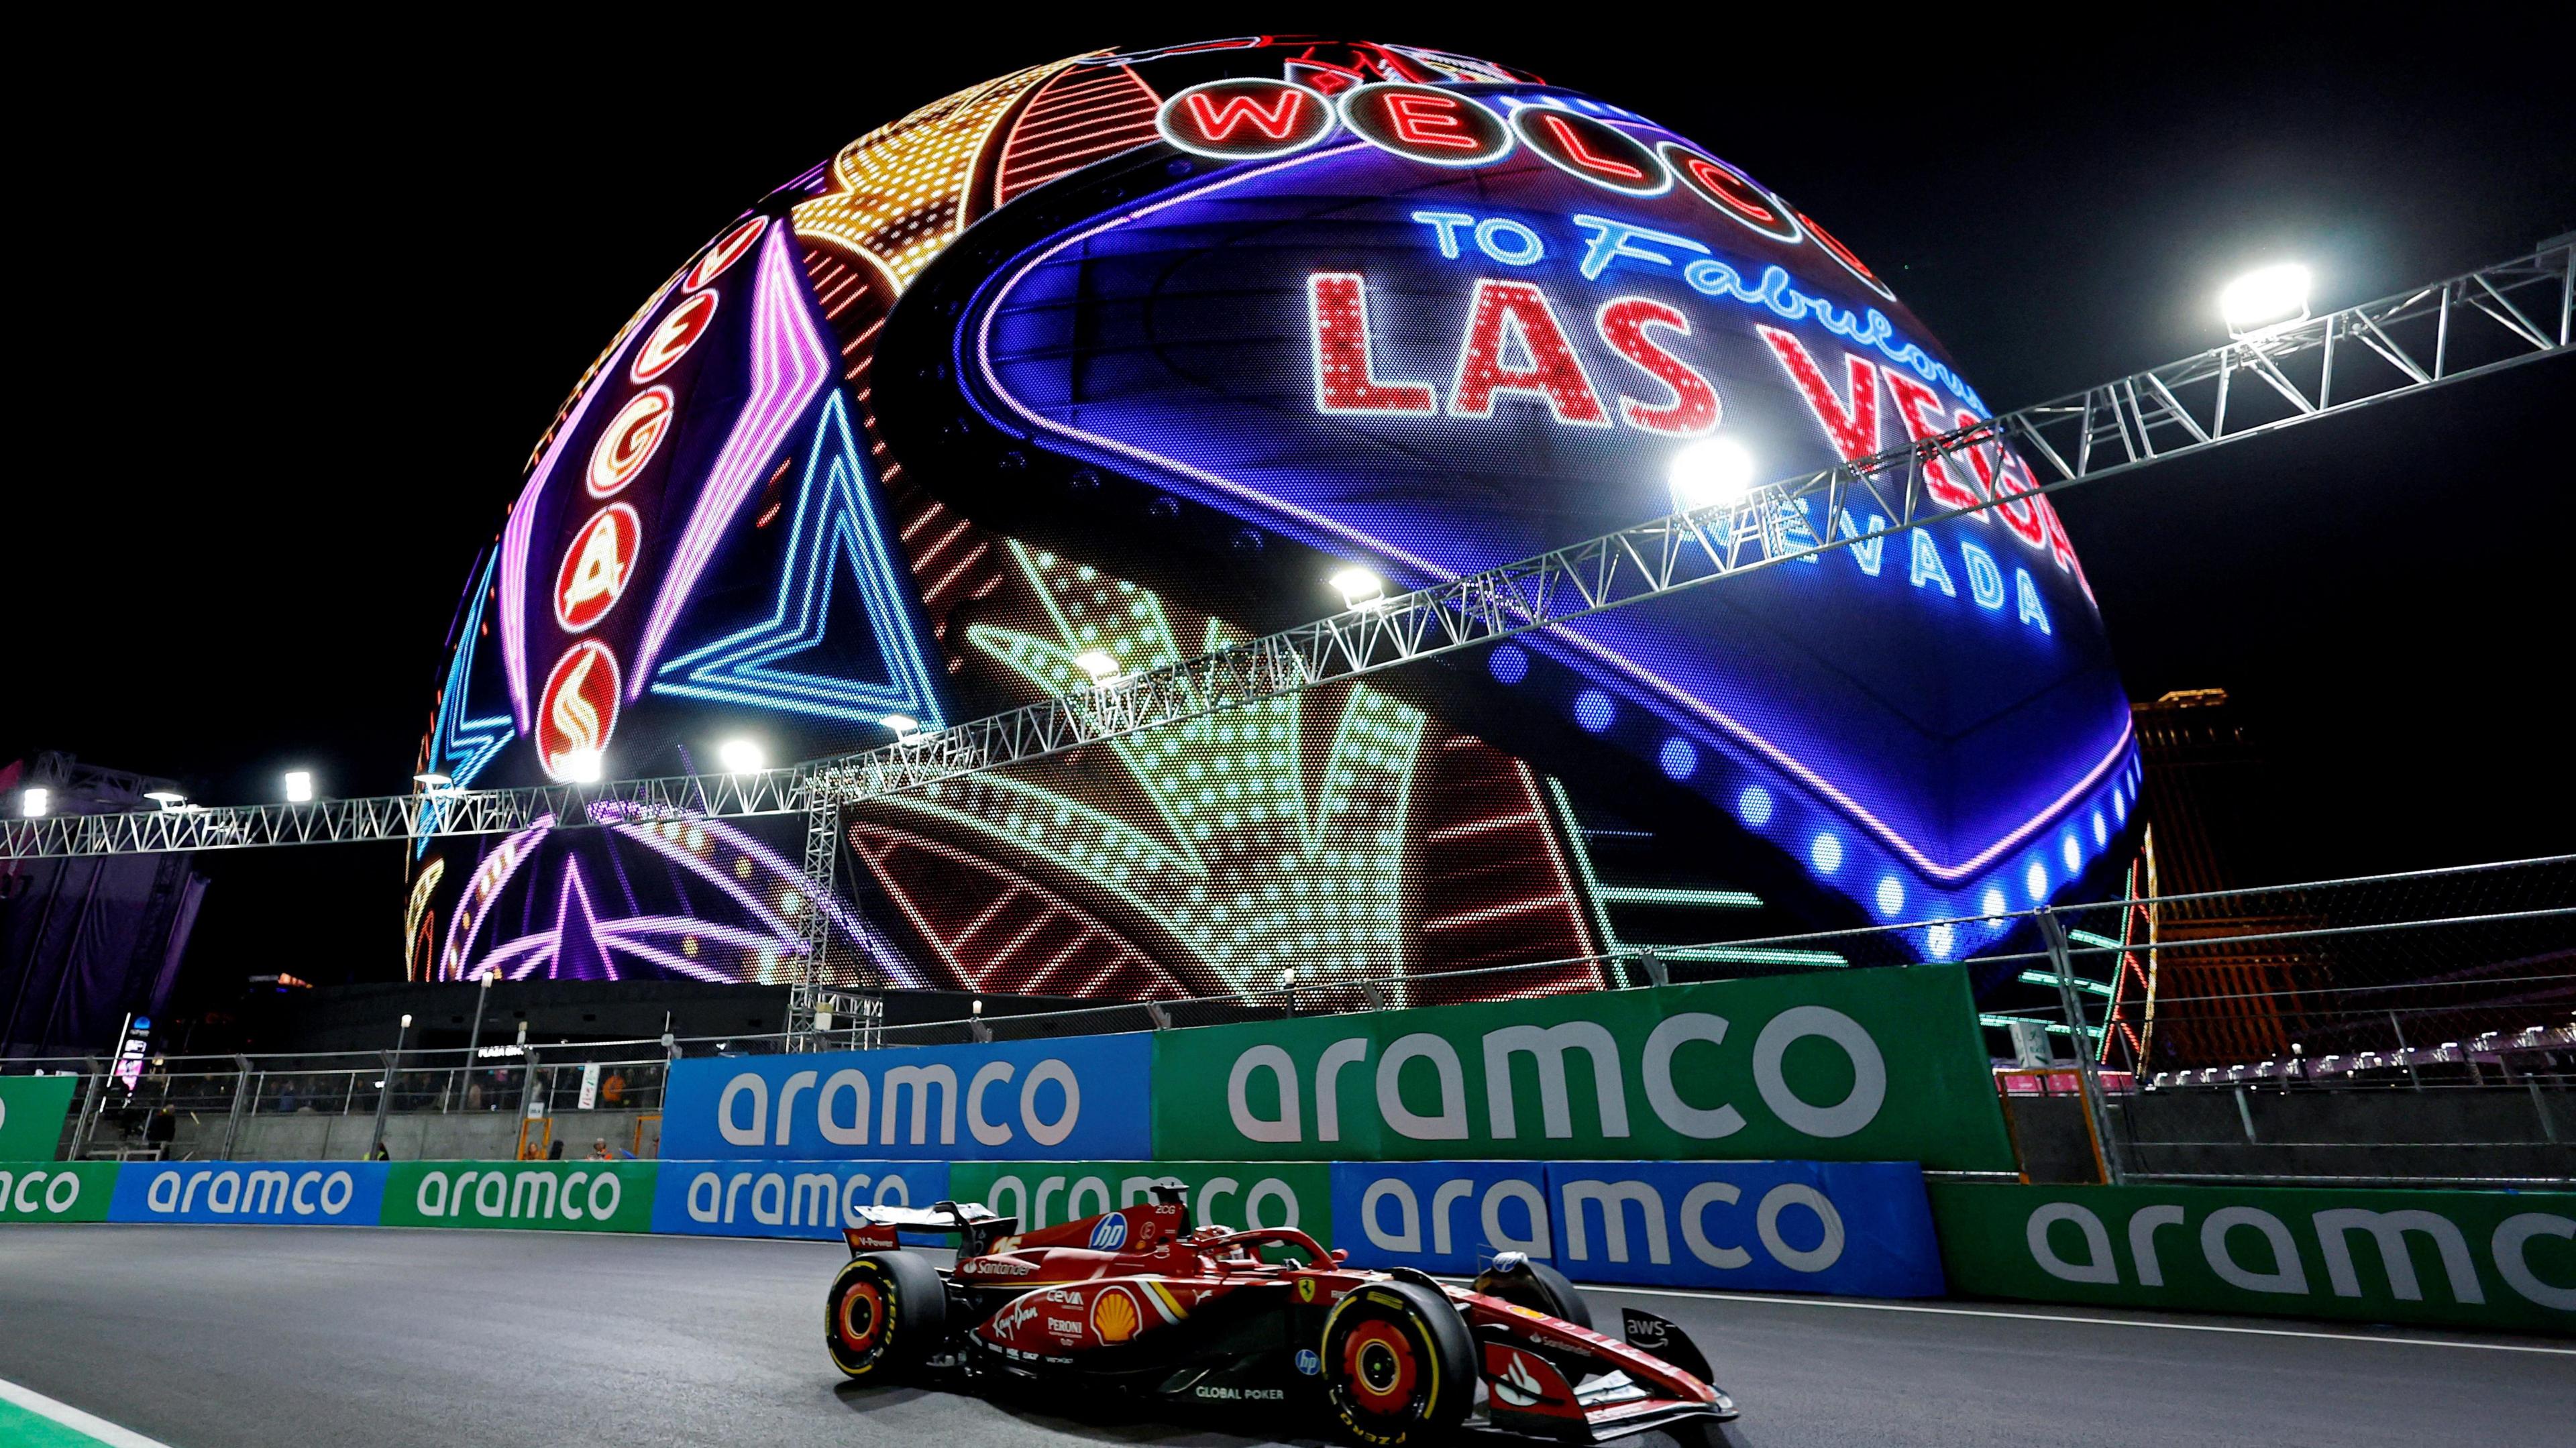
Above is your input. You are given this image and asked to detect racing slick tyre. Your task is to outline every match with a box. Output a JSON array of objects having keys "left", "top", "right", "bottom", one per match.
[
  {"left": 826, "top": 1250, "right": 947, "bottom": 1381},
  {"left": 1320, "top": 1281, "right": 1475, "bottom": 1445},
  {"left": 1469, "top": 1252, "right": 1593, "bottom": 1333}
]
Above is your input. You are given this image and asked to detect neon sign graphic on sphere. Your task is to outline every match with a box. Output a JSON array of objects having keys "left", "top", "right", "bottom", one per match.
[{"left": 411, "top": 37, "right": 2137, "bottom": 1001}]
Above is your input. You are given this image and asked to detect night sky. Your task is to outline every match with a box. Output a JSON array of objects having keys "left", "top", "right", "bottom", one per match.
[{"left": 13, "top": 19, "right": 2571, "bottom": 997}]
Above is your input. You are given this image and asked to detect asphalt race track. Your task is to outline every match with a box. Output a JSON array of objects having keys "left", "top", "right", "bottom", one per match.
[{"left": 1, "top": 1226, "right": 2567, "bottom": 1448}]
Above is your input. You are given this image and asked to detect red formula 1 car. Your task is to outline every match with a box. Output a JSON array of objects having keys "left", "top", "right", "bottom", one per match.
[{"left": 824, "top": 1188, "right": 1737, "bottom": 1445}]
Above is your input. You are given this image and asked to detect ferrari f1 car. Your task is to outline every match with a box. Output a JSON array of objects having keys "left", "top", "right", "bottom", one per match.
[{"left": 824, "top": 1188, "right": 1737, "bottom": 1445}]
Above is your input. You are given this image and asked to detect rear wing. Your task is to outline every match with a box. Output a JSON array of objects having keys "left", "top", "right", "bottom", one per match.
[{"left": 842, "top": 1199, "right": 1015, "bottom": 1256}]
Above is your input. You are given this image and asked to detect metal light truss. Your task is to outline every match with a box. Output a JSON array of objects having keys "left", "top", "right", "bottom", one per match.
[
  {"left": 5, "top": 240, "right": 2565, "bottom": 879},
  {"left": 0, "top": 769, "right": 809, "bottom": 858}
]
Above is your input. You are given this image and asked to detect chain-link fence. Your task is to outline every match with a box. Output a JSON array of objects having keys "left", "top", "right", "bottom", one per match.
[{"left": 9, "top": 856, "right": 2567, "bottom": 1178}]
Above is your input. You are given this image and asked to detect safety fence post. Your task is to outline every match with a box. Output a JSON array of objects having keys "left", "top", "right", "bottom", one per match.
[
  {"left": 219, "top": 1056, "right": 254, "bottom": 1161},
  {"left": 68, "top": 1057, "right": 107, "bottom": 1159},
  {"left": 2038, "top": 909, "right": 2126, "bottom": 1185}
]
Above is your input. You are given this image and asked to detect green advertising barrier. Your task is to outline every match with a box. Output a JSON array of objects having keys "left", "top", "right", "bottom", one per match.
[
  {"left": 1155, "top": 965, "right": 2012, "bottom": 1171},
  {"left": 0, "top": 1076, "right": 78, "bottom": 1160},
  {"left": 382, "top": 1162, "right": 659, "bottom": 1233},
  {"left": 1927, "top": 1182, "right": 2576, "bottom": 1335},
  {"left": 948, "top": 1160, "right": 1333, "bottom": 1247},
  {"left": 0, "top": 1162, "right": 117, "bottom": 1223}
]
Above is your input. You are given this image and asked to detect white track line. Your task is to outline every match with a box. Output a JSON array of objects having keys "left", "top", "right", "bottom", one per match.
[
  {"left": 1585, "top": 1282, "right": 2574, "bottom": 1355},
  {"left": 0, "top": 1376, "right": 180, "bottom": 1448}
]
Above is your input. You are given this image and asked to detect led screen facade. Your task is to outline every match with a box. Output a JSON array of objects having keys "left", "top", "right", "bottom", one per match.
[{"left": 411, "top": 38, "right": 2139, "bottom": 1003}]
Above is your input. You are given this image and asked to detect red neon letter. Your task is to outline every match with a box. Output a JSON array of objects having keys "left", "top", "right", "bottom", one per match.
[
  {"left": 1882, "top": 370, "right": 1987, "bottom": 516},
  {"left": 1951, "top": 408, "right": 2049, "bottom": 549},
  {"left": 1448, "top": 280, "right": 1610, "bottom": 427},
  {"left": 1386, "top": 93, "right": 1477, "bottom": 150},
  {"left": 1538, "top": 113, "right": 1646, "bottom": 180},
  {"left": 1185, "top": 88, "right": 1307, "bottom": 142},
  {"left": 1757, "top": 325, "right": 1879, "bottom": 462},
  {"left": 1597, "top": 298, "right": 1718, "bottom": 436},
  {"left": 1309, "top": 274, "right": 1435, "bottom": 414}
]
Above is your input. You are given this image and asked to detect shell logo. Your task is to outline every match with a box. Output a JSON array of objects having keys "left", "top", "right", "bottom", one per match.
[{"left": 1091, "top": 1287, "right": 1142, "bottom": 1343}]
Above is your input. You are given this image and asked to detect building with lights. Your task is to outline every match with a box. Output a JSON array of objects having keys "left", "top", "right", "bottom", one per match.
[{"left": 408, "top": 38, "right": 2139, "bottom": 1010}]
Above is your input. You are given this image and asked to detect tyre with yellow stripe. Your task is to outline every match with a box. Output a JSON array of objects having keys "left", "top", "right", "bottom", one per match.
[
  {"left": 1320, "top": 1281, "right": 1474, "bottom": 1445},
  {"left": 826, "top": 1251, "right": 946, "bottom": 1381}
]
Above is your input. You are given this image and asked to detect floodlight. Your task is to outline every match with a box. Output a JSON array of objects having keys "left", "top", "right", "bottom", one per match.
[
  {"left": 413, "top": 771, "right": 452, "bottom": 789},
  {"left": 1668, "top": 437, "right": 1756, "bottom": 511},
  {"left": 716, "top": 738, "right": 766, "bottom": 774},
  {"left": 559, "top": 748, "right": 604, "bottom": 784},
  {"left": 144, "top": 790, "right": 187, "bottom": 810},
  {"left": 2220, "top": 263, "right": 2311, "bottom": 337},
  {"left": 1072, "top": 649, "right": 1123, "bottom": 685},
  {"left": 879, "top": 713, "right": 920, "bottom": 739},
  {"left": 21, "top": 787, "right": 46, "bottom": 819},
  {"left": 400, "top": 1013, "right": 413, "bottom": 1029},
  {"left": 283, "top": 770, "right": 314, "bottom": 803},
  {"left": 1329, "top": 565, "right": 1386, "bottom": 609}
]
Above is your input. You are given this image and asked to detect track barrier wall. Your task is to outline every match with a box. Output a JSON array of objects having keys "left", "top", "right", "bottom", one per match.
[
  {"left": 107, "top": 1162, "right": 389, "bottom": 1227},
  {"left": 5, "top": 1156, "right": 2569, "bottom": 1333},
  {"left": 385, "top": 1162, "right": 659, "bottom": 1233},
  {"left": 1334, "top": 1160, "right": 1944, "bottom": 1298},
  {"left": 0, "top": 1162, "right": 115, "bottom": 1222},
  {"left": 1927, "top": 1182, "right": 2576, "bottom": 1335},
  {"left": 651, "top": 1160, "right": 953, "bottom": 1240},
  {"left": 659, "top": 1033, "right": 1152, "bottom": 1161},
  {"left": 7, "top": 966, "right": 2569, "bottom": 1333},
  {"left": 1155, "top": 967, "right": 2012, "bottom": 1171},
  {"left": 0, "top": 1076, "right": 76, "bottom": 1160}
]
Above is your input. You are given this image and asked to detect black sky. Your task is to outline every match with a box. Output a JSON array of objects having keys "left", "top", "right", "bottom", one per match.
[{"left": 12, "top": 17, "right": 2571, "bottom": 992}]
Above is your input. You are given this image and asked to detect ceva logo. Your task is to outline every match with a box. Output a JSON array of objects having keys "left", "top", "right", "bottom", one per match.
[
  {"left": 2027, "top": 1200, "right": 2576, "bottom": 1311},
  {"left": 0, "top": 1166, "right": 85, "bottom": 1217},
  {"left": 143, "top": 1167, "right": 360, "bottom": 1218},
  {"left": 414, "top": 1168, "right": 624, "bottom": 1223}
]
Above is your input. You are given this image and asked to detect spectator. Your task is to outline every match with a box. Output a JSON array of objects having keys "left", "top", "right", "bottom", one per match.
[
  {"left": 587, "top": 1137, "right": 612, "bottom": 1161},
  {"left": 600, "top": 1070, "right": 626, "bottom": 1107},
  {"left": 546, "top": 1139, "right": 566, "bottom": 1160},
  {"left": 367, "top": 1139, "right": 392, "bottom": 1161},
  {"left": 276, "top": 1080, "right": 297, "bottom": 1114}
]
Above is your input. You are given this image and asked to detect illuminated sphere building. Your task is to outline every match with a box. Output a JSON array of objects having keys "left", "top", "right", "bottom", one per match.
[{"left": 410, "top": 38, "right": 2140, "bottom": 1006}]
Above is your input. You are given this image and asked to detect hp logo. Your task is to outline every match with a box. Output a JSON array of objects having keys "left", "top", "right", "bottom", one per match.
[{"left": 1087, "top": 1213, "right": 1130, "bottom": 1251}]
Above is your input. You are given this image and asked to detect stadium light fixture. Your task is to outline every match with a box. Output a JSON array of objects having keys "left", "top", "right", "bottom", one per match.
[
  {"left": 413, "top": 771, "right": 452, "bottom": 790},
  {"left": 144, "top": 789, "right": 187, "bottom": 810},
  {"left": 1073, "top": 649, "right": 1124, "bottom": 686},
  {"left": 559, "top": 748, "right": 605, "bottom": 784},
  {"left": 879, "top": 713, "right": 920, "bottom": 740},
  {"left": 1667, "top": 437, "right": 1757, "bottom": 512},
  {"left": 2220, "top": 262, "right": 2311, "bottom": 338},
  {"left": 19, "top": 787, "right": 46, "bottom": 819},
  {"left": 1329, "top": 565, "right": 1386, "bottom": 610},
  {"left": 282, "top": 770, "right": 315, "bottom": 803},
  {"left": 716, "top": 738, "right": 767, "bottom": 775}
]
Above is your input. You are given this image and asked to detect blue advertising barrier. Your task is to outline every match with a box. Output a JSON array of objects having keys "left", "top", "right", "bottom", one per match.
[
  {"left": 1332, "top": 1161, "right": 1553, "bottom": 1276},
  {"left": 661, "top": 1034, "right": 1153, "bottom": 1162},
  {"left": 1330, "top": 1160, "right": 1944, "bottom": 1298},
  {"left": 108, "top": 1162, "right": 388, "bottom": 1227},
  {"left": 650, "top": 1160, "right": 952, "bottom": 1241}
]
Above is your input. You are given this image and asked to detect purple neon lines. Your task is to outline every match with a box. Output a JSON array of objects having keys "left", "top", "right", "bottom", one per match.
[{"left": 631, "top": 222, "right": 835, "bottom": 695}]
